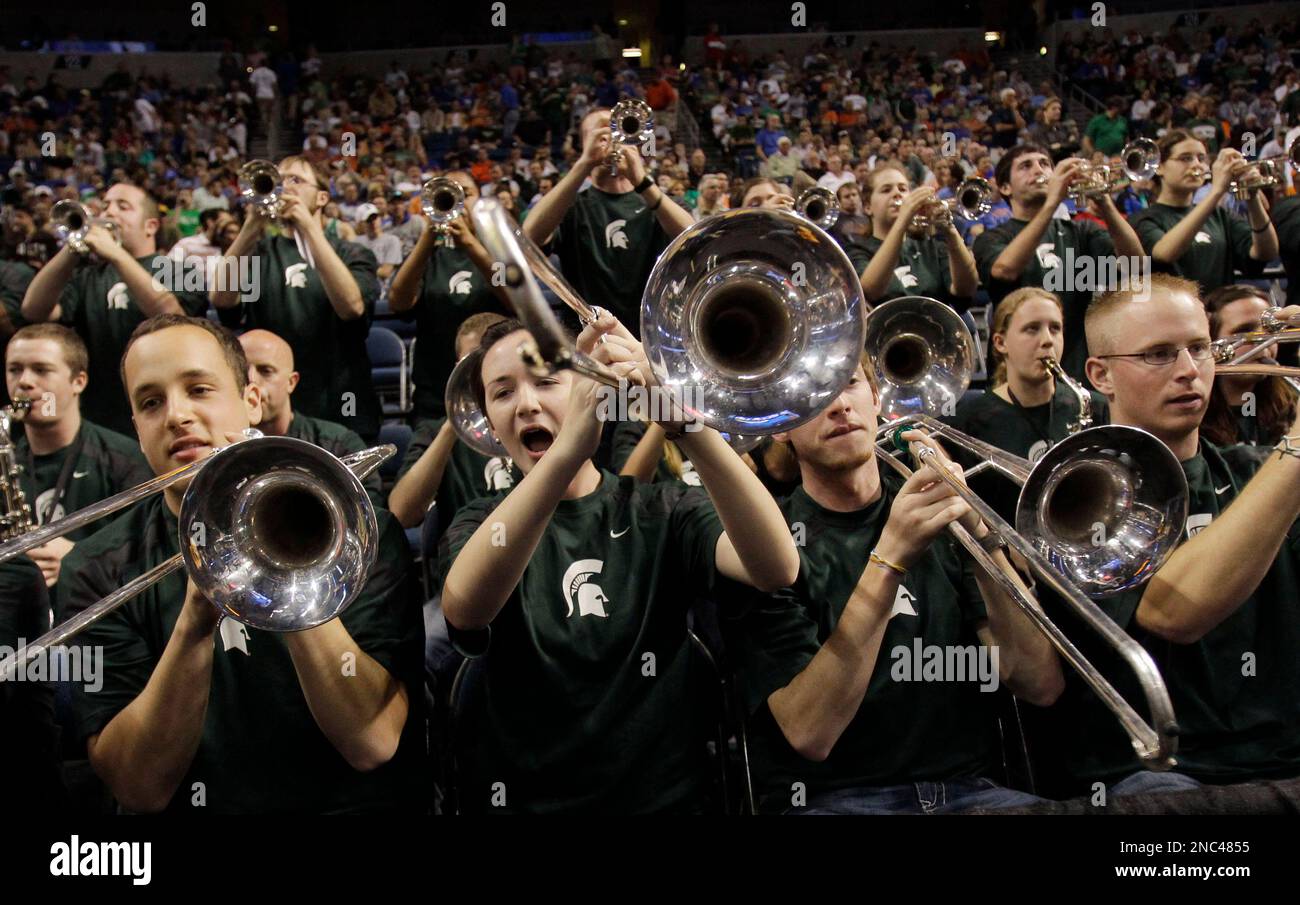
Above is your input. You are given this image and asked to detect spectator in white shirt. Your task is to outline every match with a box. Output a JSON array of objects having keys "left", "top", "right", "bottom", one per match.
[
  {"left": 1131, "top": 89, "right": 1155, "bottom": 122},
  {"left": 816, "top": 153, "right": 856, "bottom": 194},
  {"left": 352, "top": 203, "right": 402, "bottom": 282},
  {"left": 249, "top": 64, "right": 277, "bottom": 124}
]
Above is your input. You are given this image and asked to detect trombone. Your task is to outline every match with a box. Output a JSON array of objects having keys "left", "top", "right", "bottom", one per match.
[
  {"left": 867, "top": 296, "right": 1184, "bottom": 768},
  {"left": 471, "top": 199, "right": 866, "bottom": 438},
  {"left": 0, "top": 434, "right": 395, "bottom": 682},
  {"left": 50, "top": 200, "right": 122, "bottom": 256},
  {"left": 1212, "top": 305, "right": 1300, "bottom": 394}
]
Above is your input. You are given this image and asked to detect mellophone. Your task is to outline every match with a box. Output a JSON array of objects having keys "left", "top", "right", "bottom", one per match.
[{"left": 8, "top": 192, "right": 1300, "bottom": 775}]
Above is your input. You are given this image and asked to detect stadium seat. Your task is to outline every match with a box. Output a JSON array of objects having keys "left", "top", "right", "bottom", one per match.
[
  {"left": 377, "top": 421, "right": 412, "bottom": 483},
  {"left": 367, "top": 326, "right": 409, "bottom": 415}
]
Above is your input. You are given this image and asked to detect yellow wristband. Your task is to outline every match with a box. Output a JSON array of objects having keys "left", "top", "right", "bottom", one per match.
[{"left": 869, "top": 550, "right": 907, "bottom": 578}]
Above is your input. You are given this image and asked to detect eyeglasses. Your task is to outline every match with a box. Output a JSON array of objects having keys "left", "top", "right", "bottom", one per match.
[
  {"left": 282, "top": 173, "right": 322, "bottom": 190},
  {"left": 1096, "top": 341, "right": 1213, "bottom": 367}
]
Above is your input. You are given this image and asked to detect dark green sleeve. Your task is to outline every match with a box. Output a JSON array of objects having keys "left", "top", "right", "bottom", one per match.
[
  {"left": 57, "top": 267, "right": 89, "bottom": 324},
  {"left": 395, "top": 419, "right": 440, "bottom": 482},
  {"left": 335, "top": 511, "right": 422, "bottom": 685},
  {"left": 63, "top": 542, "right": 158, "bottom": 742},
  {"left": 973, "top": 228, "right": 1013, "bottom": 301},
  {"left": 723, "top": 584, "right": 822, "bottom": 715},
  {"left": 668, "top": 485, "right": 725, "bottom": 596},
  {"left": 1132, "top": 209, "right": 1166, "bottom": 255},
  {"left": 333, "top": 239, "right": 380, "bottom": 322},
  {"left": 609, "top": 419, "right": 648, "bottom": 471},
  {"left": 1078, "top": 219, "right": 1116, "bottom": 258},
  {"left": 1223, "top": 209, "right": 1265, "bottom": 278},
  {"left": 846, "top": 243, "right": 871, "bottom": 276},
  {"left": 435, "top": 494, "right": 501, "bottom": 653}
]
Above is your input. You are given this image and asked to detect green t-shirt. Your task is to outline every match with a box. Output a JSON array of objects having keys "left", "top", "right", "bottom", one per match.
[
  {"left": 846, "top": 234, "right": 967, "bottom": 310},
  {"left": 609, "top": 419, "right": 700, "bottom": 486},
  {"left": 216, "top": 234, "right": 382, "bottom": 440},
  {"left": 14, "top": 419, "right": 152, "bottom": 541},
  {"left": 974, "top": 217, "right": 1117, "bottom": 383},
  {"left": 57, "top": 255, "right": 209, "bottom": 437},
  {"left": 944, "top": 382, "right": 1110, "bottom": 524},
  {"left": 62, "top": 495, "right": 424, "bottom": 813},
  {"left": 1084, "top": 113, "right": 1129, "bottom": 155},
  {"left": 283, "top": 412, "right": 383, "bottom": 510},
  {"left": 1271, "top": 195, "right": 1300, "bottom": 309},
  {"left": 176, "top": 209, "right": 201, "bottom": 238},
  {"left": 0, "top": 557, "right": 61, "bottom": 808},
  {"left": 1132, "top": 202, "right": 1261, "bottom": 295},
  {"left": 405, "top": 247, "right": 508, "bottom": 421},
  {"left": 1042, "top": 441, "right": 1300, "bottom": 789},
  {"left": 396, "top": 417, "right": 518, "bottom": 540},
  {"left": 437, "top": 469, "right": 725, "bottom": 813},
  {"left": 550, "top": 187, "right": 671, "bottom": 336},
  {"left": 0, "top": 259, "right": 35, "bottom": 335},
  {"left": 720, "top": 474, "right": 998, "bottom": 814}
]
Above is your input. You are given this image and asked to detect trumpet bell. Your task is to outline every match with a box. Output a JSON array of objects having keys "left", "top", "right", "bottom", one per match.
[
  {"left": 238, "top": 159, "right": 283, "bottom": 218},
  {"left": 1122, "top": 138, "right": 1160, "bottom": 183},
  {"left": 610, "top": 99, "right": 654, "bottom": 146},
  {"left": 642, "top": 208, "right": 866, "bottom": 435},
  {"left": 179, "top": 436, "right": 380, "bottom": 631},
  {"left": 445, "top": 354, "right": 510, "bottom": 458},
  {"left": 1016, "top": 425, "right": 1188, "bottom": 597},
  {"left": 865, "top": 296, "right": 974, "bottom": 419},
  {"left": 421, "top": 176, "right": 466, "bottom": 226},
  {"left": 795, "top": 187, "right": 839, "bottom": 229}
]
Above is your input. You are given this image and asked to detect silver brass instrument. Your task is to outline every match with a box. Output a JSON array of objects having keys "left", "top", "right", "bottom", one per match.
[
  {"left": 1, "top": 399, "right": 33, "bottom": 542},
  {"left": 238, "top": 159, "right": 284, "bottom": 219},
  {"left": 1067, "top": 139, "right": 1160, "bottom": 203},
  {"left": 474, "top": 199, "right": 866, "bottom": 438},
  {"left": 795, "top": 186, "right": 839, "bottom": 230},
  {"left": 421, "top": 176, "right": 467, "bottom": 241},
  {"left": 607, "top": 99, "right": 654, "bottom": 177},
  {"left": 1228, "top": 139, "right": 1300, "bottom": 201},
  {"left": 865, "top": 296, "right": 975, "bottom": 420},
  {"left": 0, "top": 434, "right": 395, "bottom": 682},
  {"left": 908, "top": 177, "right": 995, "bottom": 237},
  {"left": 50, "top": 200, "right": 122, "bottom": 256},
  {"left": 867, "top": 297, "right": 1185, "bottom": 766},
  {"left": 1041, "top": 356, "right": 1093, "bottom": 434},
  {"left": 1212, "top": 305, "right": 1300, "bottom": 393},
  {"left": 445, "top": 354, "right": 510, "bottom": 458}
]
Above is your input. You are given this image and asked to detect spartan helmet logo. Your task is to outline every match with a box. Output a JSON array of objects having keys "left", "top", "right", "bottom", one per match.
[
  {"left": 893, "top": 265, "right": 919, "bottom": 288},
  {"left": 562, "top": 558, "right": 610, "bottom": 618},
  {"left": 449, "top": 270, "right": 473, "bottom": 295},
  {"left": 218, "top": 617, "right": 250, "bottom": 655},
  {"left": 1194, "top": 231, "right": 1212, "bottom": 245},
  {"left": 284, "top": 262, "right": 309, "bottom": 288},
  {"left": 1027, "top": 439, "right": 1050, "bottom": 464},
  {"left": 484, "top": 456, "right": 515, "bottom": 490},
  {"left": 33, "top": 488, "right": 65, "bottom": 526},
  {"left": 604, "top": 219, "right": 629, "bottom": 249},
  {"left": 1034, "top": 243, "right": 1062, "bottom": 271},
  {"left": 106, "top": 281, "right": 130, "bottom": 310}
]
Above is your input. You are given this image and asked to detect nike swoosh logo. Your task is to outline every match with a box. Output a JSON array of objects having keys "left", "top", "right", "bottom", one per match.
[
  {"left": 73, "top": 471, "right": 88, "bottom": 479},
  {"left": 1215, "top": 485, "right": 1230, "bottom": 495},
  {"left": 610, "top": 527, "right": 630, "bottom": 538}
]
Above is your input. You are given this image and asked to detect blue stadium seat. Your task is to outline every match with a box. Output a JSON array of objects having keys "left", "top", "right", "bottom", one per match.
[
  {"left": 377, "top": 421, "right": 412, "bottom": 484},
  {"left": 367, "top": 326, "right": 409, "bottom": 415}
]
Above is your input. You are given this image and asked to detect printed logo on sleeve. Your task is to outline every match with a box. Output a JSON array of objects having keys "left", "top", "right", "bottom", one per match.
[
  {"left": 893, "top": 265, "right": 919, "bottom": 289},
  {"left": 106, "top": 281, "right": 130, "bottom": 310},
  {"left": 1034, "top": 243, "right": 1063, "bottom": 271}
]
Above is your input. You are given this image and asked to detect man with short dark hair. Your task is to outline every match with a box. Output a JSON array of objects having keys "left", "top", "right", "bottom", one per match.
[
  {"left": 522, "top": 108, "right": 694, "bottom": 335},
  {"left": 974, "top": 144, "right": 1143, "bottom": 381},
  {"left": 61, "top": 313, "right": 422, "bottom": 813},
  {"left": 210, "top": 155, "right": 383, "bottom": 442},
  {"left": 20, "top": 183, "right": 209, "bottom": 437}
]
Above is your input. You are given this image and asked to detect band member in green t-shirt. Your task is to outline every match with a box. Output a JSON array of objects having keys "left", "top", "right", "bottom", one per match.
[
  {"left": 20, "top": 183, "right": 209, "bottom": 437},
  {"left": 1131, "top": 130, "right": 1276, "bottom": 295},
  {"left": 974, "top": 144, "right": 1144, "bottom": 382},
  {"left": 1041, "top": 274, "right": 1300, "bottom": 797},
  {"left": 1199, "top": 284, "right": 1296, "bottom": 448},
  {"left": 439, "top": 314, "right": 799, "bottom": 813},
  {"left": 850, "top": 163, "right": 979, "bottom": 310},
  {"left": 61, "top": 314, "right": 422, "bottom": 813},
  {"left": 522, "top": 107, "right": 695, "bottom": 335}
]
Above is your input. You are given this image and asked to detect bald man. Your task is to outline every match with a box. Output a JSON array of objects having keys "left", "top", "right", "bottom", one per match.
[{"left": 239, "top": 329, "right": 383, "bottom": 506}]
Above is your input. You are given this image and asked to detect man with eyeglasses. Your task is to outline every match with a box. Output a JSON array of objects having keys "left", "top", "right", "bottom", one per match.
[
  {"left": 1035, "top": 272, "right": 1300, "bottom": 801},
  {"left": 210, "top": 156, "right": 383, "bottom": 442}
]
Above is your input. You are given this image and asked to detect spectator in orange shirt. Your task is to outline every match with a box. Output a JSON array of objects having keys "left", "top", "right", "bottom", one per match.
[
  {"left": 470, "top": 147, "right": 493, "bottom": 186},
  {"left": 645, "top": 76, "right": 677, "bottom": 111}
]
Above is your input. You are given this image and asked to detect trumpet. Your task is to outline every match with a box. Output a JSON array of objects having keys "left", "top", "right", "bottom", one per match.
[
  {"left": 50, "top": 200, "right": 121, "bottom": 256},
  {"left": 1227, "top": 139, "right": 1300, "bottom": 201},
  {"left": 421, "top": 176, "right": 467, "bottom": 239},
  {"left": 0, "top": 434, "right": 395, "bottom": 682},
  {"left": 607, "top": 99, "right": 654, "bottom": 177},
  {"left": 907, "top": 177, "right": 996, "bottom": 237},
  {"left": 238, "top": 159, "right": 284, "bottom": 219},
  {"left": 795, "top": 186, "right": 839, "bottom": 229},
  {"left": 1067, "top": 139, "right": 1160, "bottom": 203},
  {"left": 472, "top": 199, "right": 866, "bottom": 438}
]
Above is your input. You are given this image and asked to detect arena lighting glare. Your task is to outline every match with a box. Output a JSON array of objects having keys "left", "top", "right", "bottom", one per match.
[
  {"left": 1040, "top": 45, "right": 1048, "bottom": 55},
  {"left": 984, "top": 31, "right": 1002, "bottom": 43},
  {"left": 622, "top": 48, "right": 642, "bottom": 59}
]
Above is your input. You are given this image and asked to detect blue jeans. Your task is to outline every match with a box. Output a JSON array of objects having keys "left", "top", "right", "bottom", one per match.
[
  {"left": 1109, "top": 769, "right": 1202, "bottom": 798},
  {"left": 790, "top": 777, "right": 1043, "bottom": 815}
]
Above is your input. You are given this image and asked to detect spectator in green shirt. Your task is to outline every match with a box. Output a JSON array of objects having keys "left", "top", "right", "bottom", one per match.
[{"left": 1082, "top": 98, "right": 1129, "bottom": 157}]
